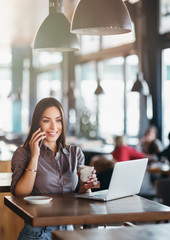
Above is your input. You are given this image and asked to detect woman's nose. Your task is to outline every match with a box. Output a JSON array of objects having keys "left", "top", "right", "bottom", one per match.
[{"left": 50, "top": 121, "right": 55, "bottom": 129}]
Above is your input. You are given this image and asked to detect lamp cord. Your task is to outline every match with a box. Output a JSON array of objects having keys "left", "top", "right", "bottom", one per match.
[{"left": 49, "top": 0, "right": 63, "bottom": 14}]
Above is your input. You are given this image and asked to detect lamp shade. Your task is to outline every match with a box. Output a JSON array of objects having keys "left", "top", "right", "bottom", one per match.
[
  {"left": 71, "top": 0, "right": 132, "bottom": 35},
  {"left": 33, "top": 12, "right": 79, "bottom": 52},
  {"left": 131, "top": 72, "right": 150, "bottom": 96},
  {"left": 94, "top": 81, "right": 105, "bottom": 95}
]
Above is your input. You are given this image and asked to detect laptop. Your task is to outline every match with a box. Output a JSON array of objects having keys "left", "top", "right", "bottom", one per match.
[{"left": 76, "top": 158, "right": 148, "bottom": 201}]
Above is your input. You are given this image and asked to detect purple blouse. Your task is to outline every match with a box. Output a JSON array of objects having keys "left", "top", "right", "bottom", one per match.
[{"left": 11, "top": 143, "right": 85, "bottom": 195}]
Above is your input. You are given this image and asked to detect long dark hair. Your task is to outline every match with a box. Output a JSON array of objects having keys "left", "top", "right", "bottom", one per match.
[{"left": 23, "top": 97, "right": 66, "bottom": 149}]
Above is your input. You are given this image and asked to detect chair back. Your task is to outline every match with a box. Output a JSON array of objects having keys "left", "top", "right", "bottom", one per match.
[
  {"left": 156, "top": 178, "right": 170, "bottom": 206},
  {"left": 0, "top": 160, "right": 12, "bottom": 172}
]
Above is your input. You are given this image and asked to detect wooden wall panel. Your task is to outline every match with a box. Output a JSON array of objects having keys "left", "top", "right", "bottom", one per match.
[{"left": 0, "top": 193, "right": 24, "bottom": 240}]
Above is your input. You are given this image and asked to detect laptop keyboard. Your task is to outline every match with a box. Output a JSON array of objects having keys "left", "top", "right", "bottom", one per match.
[{"left": 90, "top": 193, "right": 107, "bottom": 200}]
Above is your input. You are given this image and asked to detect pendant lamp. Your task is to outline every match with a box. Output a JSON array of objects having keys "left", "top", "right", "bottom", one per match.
[
  {"left": 94, "top": 79, "right": 105, "bottom": 95},
  {"left": 71, "top": 0, "right": 132, "bottom": 35},
  {"left": 33, "top": 0, "right": 79, "bottom": 52},
  {"left": 131, "top": 71, "right": 153, "bottom": 119},
  {"left": 131, "top": 71, "right": 149, "bottom": 96}
]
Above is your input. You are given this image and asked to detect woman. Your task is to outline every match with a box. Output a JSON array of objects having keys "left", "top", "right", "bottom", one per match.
[
  {"left": 112, "top": 135, "right": 145, "bottom": 162},
  {"left": 136, "top": 125, "right": 163, "bottom": 162},
  {"left": 11, "top": 97, "right": 97, "bottom": 240},
  {"left": 157, "top": 132, "right": 170, "bottom": 162}
]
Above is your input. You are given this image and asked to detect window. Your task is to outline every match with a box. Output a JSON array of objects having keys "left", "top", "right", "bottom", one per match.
[
  {"left": 22, "top": 59, "right": 30, "bottom": 133},
  {"left": 75, "top": 55, "right": 139, "bottom": 140},
  {"left": 75, "top": 33, "right": 138, "bottom": 140},
  {"left": 37, "top": 69, "right": 62, "bottom": 102},
  {"left": 159, "top": 0, "right": 170, "bottom": 34},
  {"left": 126, "top": 55, "right": 140, "bottom": 136},
  {"left": 33, "top": 52, "right": 63, "bottom": 67},
  {"left": 0, "top": 69, "right": 12, "bottom": 132},
  {"left": 75, "top": 62, "right": 97, "bottom": 139},
  {"left": 34, "top": 52, "right": 63, "bottom": 103},
  {"left": 0, "top": 51, "right": 12, "bottom": 132},
  {"left": 162, "top": 48, "right": 170, "bottom": 146},
  {"left": 79, "top": 36, "right": 100, "bottom": 55},
  {"left": 102, "top": 22, "right": 136, "bottom": 49},
  {"left": 99, "top": 57, "right": 125, "bottom": 138}
]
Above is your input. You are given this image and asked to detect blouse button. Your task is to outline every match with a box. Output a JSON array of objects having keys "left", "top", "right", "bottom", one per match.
[{"left": 63, "top": 149, "right": 68, "bottom": 154}]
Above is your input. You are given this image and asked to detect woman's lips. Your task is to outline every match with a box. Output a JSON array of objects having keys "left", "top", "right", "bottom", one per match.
[{"left": 47, "top": 132, "right": 57, "bottom": 137}]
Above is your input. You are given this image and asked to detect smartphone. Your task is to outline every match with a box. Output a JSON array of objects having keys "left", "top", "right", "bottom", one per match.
[
  {"left": 39, "top": 128, "right": 44, "bottom": 147},
  {"left": 39, "top": 139, "right": 43, "bottom": 148}
]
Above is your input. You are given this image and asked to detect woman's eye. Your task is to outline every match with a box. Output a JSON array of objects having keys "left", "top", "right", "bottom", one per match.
[
  {"left": 43, "top": 120, "right": 49, "bottom": 123},
  {"left": 56, "top": 118, "right": 62, "bottom": 123}
]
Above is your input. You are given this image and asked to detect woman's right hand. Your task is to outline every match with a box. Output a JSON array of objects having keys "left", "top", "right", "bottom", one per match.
[
  {"left": 15, "top": 129, "right": 46, "bottom": 196},
  {"left": 29, "top": 128, "right": 46, "bottom": 157}
]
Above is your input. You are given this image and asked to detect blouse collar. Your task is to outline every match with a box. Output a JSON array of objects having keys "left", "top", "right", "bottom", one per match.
[{"left": 40, "top": 142, "right": 69, "bottom": 157}]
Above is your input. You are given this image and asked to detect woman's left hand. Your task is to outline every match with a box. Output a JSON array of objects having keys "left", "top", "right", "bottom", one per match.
[
  {"left": 84, "top": 169, "right": 98, "bottom": 189},
  {"left": 78, "top": 169, "right": 98, "bottom": 193}
]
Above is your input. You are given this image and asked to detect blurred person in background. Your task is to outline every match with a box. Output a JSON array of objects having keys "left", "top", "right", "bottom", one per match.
[
  {"left": 136, "top": 125, "right": 163, "bottom": 162},
  {"left": 111, "top": 135, "right": 145, "bottom": 162},
  {"left": 157, "top": 132, "right": 170, "bottom": 162}
]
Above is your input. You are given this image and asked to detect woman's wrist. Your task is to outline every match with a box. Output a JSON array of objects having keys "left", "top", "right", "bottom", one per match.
[
  {"left": 31, "top": 151, "right": 40, "bottom": 160},
  {"left": 78, "top": 181, "right": 91, "bottom": 193},
  {"left": 27, "top": 155, "right": 39, "bottom": 170},
  {"left": 25, "top": 168, "right": 37, "bottom": 172}
]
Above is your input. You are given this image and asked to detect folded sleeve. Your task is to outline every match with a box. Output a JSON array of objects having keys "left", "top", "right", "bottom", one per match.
[
  {"left": 76, "top": 146, "right": 85, "bottom": 167},
  {"left": 10, "top": 147, "right": 30, "bottom": 195}
]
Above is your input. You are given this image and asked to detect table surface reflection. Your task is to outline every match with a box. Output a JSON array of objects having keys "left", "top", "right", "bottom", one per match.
[{"left": 4, "top": 194, "right": 170, "bottom": 227}]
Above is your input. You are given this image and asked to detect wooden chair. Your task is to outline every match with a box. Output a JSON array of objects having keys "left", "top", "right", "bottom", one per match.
[
  {"left": 0, "top": 160, "right": 24, "bottom": 240},
  {"left": 156, "top": 178, "right": 170, "bottom": 206},
  {"left": 0, "top": 160, "right": 12, "bottom": 172}
]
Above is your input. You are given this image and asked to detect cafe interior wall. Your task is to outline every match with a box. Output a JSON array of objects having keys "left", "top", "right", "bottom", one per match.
[{"left": 0, "top": 0, "right": 167, "bottom": 143}]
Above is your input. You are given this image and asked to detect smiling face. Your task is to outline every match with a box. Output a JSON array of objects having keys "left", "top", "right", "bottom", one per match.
[{"left": 39, "top": 106, "right": 62, "bottom": 146}]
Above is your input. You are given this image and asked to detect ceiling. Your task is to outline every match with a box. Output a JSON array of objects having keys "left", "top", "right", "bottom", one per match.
[{"left": 0, "top": 0, "right": 79, "bottom": 51}]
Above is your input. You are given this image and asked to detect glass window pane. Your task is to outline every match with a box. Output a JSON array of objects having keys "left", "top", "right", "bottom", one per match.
[
  {"left": 22, "top": 59, "right": 30, "bottom": 134},
  {"left": 75, "top": 62, "right": 97, "bottom": 138},
  {"left": 79, "top": 62, "right": 96, "bottom": 111},
  {"left": 102, "top": 22, "right": 136, "bottom": 49},
  {"left": 0, "top": 51, "right": 12, "bottom": 66},
  {"left": 159, "top": 0, "right": 170, "bottom": 34},
  {"left": 33, "top": 52, "right": 63, "bottom": 67},
  {"left": 99, "top": 57, "right": 124, "bottom": 139},
  {"left": 37, "top": 69, "right": 62, "bottom": 102},
  {"left": 126, "top": 55, "right": 140, "bottom": 136},
  {"left": 162, "top": 48, "right": 170, "bottom": 146},
  {"left": 79, "top": 36, "right": 100, "bottom": 55},
  {"left": 0, "top": 69, "right": 12, "bottom": 132}
]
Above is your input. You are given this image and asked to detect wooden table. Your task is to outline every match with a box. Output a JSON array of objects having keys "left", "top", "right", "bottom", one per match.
[
  {"left": 52, "top": 223, "right": 170, "bottom": 240},
  {"left": 0, "top": 172, "right": 12, "bottom": 192},
  {"left": 147, "top": 166, "right": 170, "bottom": 175},
  {"left": 4, "top": 194, "right": 170, "bottom": 227}
]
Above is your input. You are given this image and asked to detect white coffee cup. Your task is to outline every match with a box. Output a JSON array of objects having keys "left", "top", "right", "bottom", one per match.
[{"left": 79, "top": 165, "right": 94, "bottom": 182}]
